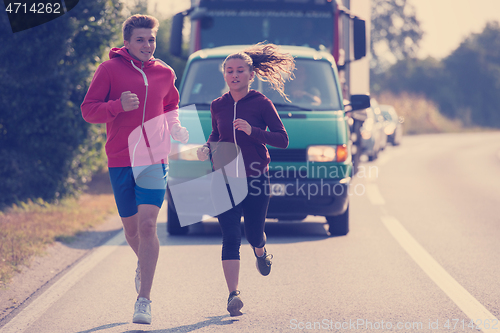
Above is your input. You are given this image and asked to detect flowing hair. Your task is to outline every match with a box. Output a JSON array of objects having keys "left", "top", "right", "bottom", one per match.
[{"left": 222, "top": 42, "right": 296, "bottom": 102}]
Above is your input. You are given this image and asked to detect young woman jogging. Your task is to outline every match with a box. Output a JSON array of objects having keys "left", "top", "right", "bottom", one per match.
[
  {"left": 197, "top": 42, "right": 294, "bottom": 316},
  {"left": 81, "top": 15, "right": 188, "bottom": 324}
]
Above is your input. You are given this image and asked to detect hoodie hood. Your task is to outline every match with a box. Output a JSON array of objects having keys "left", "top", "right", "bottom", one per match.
[
  {"left": 223, "top": 89, "right": 263, "bottom": 103},
  {"left": 109, "top": 46, "right": 156, "bottom": 69}
]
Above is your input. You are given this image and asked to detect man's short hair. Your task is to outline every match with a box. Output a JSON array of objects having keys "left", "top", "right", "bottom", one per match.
[{"left": 122, "top": 14, "right": 159, "bottom": 41}]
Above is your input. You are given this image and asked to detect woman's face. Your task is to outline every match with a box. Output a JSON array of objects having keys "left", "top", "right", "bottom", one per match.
[{"left": 224, "top": 58, "right": 254, "bottom": 93}]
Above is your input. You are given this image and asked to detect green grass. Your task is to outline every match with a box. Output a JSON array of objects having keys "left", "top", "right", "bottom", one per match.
[{"left": 0, "top": 172, "right": 117, "bottom": 287}]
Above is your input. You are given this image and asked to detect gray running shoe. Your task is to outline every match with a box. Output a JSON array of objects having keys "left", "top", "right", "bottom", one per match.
[
  {"left": 254, "top": 247, "right": 273, "bottom": 276},
  {"left": 133, "top": 297, "right": 152, "bottom": 324},
  {"left": 135, "top": 261, "right": 141, "bottom": 294},
  {"left": 227, "top": 290, "right": 243, "bottom": 317}
]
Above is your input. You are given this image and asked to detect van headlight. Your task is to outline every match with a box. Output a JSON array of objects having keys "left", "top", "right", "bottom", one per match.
[{"left": 307, "top": 145, "right": 348, "bottom": 162}]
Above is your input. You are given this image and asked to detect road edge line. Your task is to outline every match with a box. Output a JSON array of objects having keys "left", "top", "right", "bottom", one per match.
[
  {"left": 381, "top": 216, "right": 499, "bottom": 333},
  {"left": 0, "top": 230, "right": 126, "bottom": 333}
]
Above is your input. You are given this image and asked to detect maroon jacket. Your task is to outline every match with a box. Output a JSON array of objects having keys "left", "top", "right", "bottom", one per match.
[{"left": 208, "top": 90, "right": 288, "bottom": 177}]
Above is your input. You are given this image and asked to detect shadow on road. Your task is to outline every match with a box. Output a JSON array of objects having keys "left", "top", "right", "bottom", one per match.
[
  {"left": 75, "top": 322, "right": 128, "bottom": 332},
  {"left": 75, "top": 315, "right": 236, "bottom": 333},
  {"left": 158, "top": 220, "right": 332, "bottom": 246},
  {"left": 120, "top": 315, "right": 236, "bottom": 332},
  {"left": 58, "top": 217, "right": 333, "bottom": 252},
  {"left": 59, "top": 228, "right": 123, "bottom": 250}
]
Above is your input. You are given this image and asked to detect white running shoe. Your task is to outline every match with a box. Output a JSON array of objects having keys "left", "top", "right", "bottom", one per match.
[
  {"left": 135, "top": 261, "right": 141, "bottom": 294},
  {"left": 133, "top": 297, "right": 152, "bottom": 324}
]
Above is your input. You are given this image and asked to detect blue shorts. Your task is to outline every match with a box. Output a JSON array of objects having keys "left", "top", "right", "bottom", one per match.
[{"left": 109, "top": 164, "right": 168, "bottom": 218}]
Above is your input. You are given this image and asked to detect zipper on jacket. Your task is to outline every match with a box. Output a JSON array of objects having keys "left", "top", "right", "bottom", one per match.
[
  {"left": 130, "top": 60, "right": 150, "bottom": 166},
  {"left": 233, "top": 101, "right": 239, "bottom": 177}
]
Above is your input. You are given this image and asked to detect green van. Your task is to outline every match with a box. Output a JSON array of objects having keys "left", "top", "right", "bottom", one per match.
[{"left": 166, "top": 45, "right": 369, "bottom": 236}]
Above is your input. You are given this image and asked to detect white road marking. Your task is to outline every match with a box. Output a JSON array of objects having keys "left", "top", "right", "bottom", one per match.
[
  {"left": 382, "top": 216, "right": 500, "bottom": 332},
  {"left": 365, "top": 184, "right": 386, "bottom": 205},
  {"left": 1, "top": 230, "right": 126, "bottom": 333}
]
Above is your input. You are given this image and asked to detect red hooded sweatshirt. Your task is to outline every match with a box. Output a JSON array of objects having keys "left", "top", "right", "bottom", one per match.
[{"left": 81, "top": 47, "right": 180, "bottom": 167}]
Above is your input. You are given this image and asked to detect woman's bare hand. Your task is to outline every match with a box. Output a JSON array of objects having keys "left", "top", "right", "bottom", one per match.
[{"left": 233, "top": 118, "right": 252, "bottom": 136}]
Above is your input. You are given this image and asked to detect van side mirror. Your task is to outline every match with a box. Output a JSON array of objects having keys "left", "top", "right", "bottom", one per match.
[
  {"left": 353, "top": 17, "right": 367, "bottom": 60},
  {"left": 170, "top": 12, "right": 184, "bottom": 57},
  {"left": 349, "top": 94, "right": 370, "bottom": 111}
]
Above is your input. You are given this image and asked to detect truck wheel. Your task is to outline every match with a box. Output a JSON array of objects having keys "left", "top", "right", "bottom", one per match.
[
  {"left": 326, "top": 205, "right": 349, "bottom": 236},
  {"left": 351, "top": 148, "right": 361, "bottom": 175},
  {"left": 368, "top": 149, "right": 378, "bottom": 161},
  {"left": 277, "top": 215, "right": 307, "bottom": 221},
  {"left": 167, "top": 203, "right": 189, "bottom": 235}
]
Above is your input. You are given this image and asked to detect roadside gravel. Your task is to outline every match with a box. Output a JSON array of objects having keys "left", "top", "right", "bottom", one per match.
[
  {"left": 0, "top": 213, "right": 123, "bottom": 327},
  {"left": 0, "top": 170, "right": 124, "bottom": 328}
]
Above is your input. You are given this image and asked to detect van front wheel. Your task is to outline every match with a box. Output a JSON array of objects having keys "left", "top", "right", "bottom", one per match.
[
  {"left": 167, "top": 203, "right": 189, "bottom": 235},
  {"left": 326, "top": 205, "right": 349, "bottom": 236}
]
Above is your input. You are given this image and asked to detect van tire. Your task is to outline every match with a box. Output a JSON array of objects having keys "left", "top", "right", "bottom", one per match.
[
  {"left": 326, "top": 205, "right": 349, "bottom": 236},
  {"left": 368, "top": 149, "right": 378, "bottom": 161},
  {"left": 167, "top": 203, "right": 189, "bottom": 235},
  {"left": 277, "top": 215, "right": 307, "bottom": 221}
]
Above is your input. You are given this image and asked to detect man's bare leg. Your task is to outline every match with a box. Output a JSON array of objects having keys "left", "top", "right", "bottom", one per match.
[{"left": 136, "top": 204, "right": 160, "bottom": 300}]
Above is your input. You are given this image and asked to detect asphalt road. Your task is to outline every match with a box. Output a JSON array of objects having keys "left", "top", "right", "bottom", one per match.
[{"left": 2, "top": 131, "right": 500, "bottom": 333}]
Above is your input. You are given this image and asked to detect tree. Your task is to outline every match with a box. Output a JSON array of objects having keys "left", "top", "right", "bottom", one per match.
[
  {"left": 154, "top": 17, "right": 188, "bottom": 89},
  {"left": 443, "top": 22, "right": 500, "bottom": 126},
  {"left": 0, "top": 1, "right": 124, "bottom": 207},
  {"left": 126, "top": 0, "right": 148, "bottom": 16},
  {"left": 372, "top": 21, "right": 500, "bottom": 128},
  {"left": 371, "top": 57, "right": 448, "bottom": 99},
  {"left": 371, "top": 0, "right": 423, "bottom": 73}
]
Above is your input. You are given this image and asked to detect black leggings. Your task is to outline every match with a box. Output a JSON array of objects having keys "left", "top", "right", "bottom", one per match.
[{"left": 218, "top": 173, "right": 270, "bottom": 260}]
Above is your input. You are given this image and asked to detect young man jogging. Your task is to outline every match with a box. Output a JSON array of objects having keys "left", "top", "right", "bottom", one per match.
[{"left": 81, "top": 14, "right": 188, "bottom": 324}]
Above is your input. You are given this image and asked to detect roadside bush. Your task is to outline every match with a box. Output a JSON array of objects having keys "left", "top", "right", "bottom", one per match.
[
  {"left": 0, "top": 1, "right": 124, "bottom": 208},
  {"left": 372, "top": 22, "right": 500, "bottom": 129},
  {"left": 376, "top": 92, "right": 463, "bottom": 135}
]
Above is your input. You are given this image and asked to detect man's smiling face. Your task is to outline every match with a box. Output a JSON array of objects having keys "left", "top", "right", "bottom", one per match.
[{"left": 124, "top": 28, "right": 156, "bottom": 62}]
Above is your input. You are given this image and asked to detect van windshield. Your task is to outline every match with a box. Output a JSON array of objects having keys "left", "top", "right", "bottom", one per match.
[
  {"left": 200, "top": 14, "right": 333, "bottom": 53},
  {"left": 180, "top": 58, "right": 343, "bottom": 111}
]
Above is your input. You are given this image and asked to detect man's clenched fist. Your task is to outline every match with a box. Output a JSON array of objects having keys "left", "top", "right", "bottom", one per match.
[
  {"left": 121, "top": 91, "right": 140, "bottom": 111},
  {"left": 171, "top": 123, "right": 189, "bottom": 144}
]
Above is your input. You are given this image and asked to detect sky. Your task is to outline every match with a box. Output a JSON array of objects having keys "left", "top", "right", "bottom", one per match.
[
  {"left": 150, "top": 0, "right": 500, "bottom": 60},
  {"left": 412, "top": 0, "right": 500, "bottom": 59}
]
